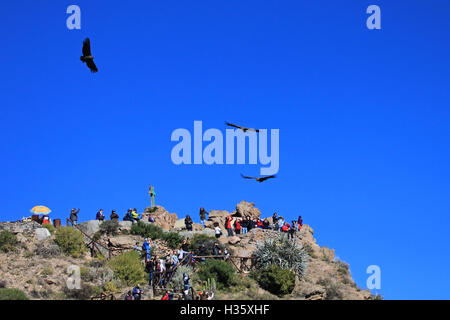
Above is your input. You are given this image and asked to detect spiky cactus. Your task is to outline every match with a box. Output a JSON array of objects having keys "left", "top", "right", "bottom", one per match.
[{"left": 252, "top": 235, "right": 308, "bottom": 277}]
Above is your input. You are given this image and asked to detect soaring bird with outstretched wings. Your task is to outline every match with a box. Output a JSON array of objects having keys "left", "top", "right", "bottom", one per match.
[
  {"left": 241, "top": 174, "right": 276, "bottom": 182},
  {"left": 225, "top": 122, "right": 259, "bottom": 133},
  {"left": 80, "top": 38, "right": 98, "bottom": 73}
]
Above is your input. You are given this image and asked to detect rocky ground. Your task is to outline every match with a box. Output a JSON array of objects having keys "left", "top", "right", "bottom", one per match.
[{"left": 0, "top": 201, "right": 372, "bottom": 300}]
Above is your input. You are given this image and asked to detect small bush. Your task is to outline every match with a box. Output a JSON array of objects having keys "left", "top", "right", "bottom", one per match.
[
  {"left": 54, "top": 227, "right": 86, "bottom": 258},
  {"left": 302, "top": 243, "right": 317, "bottom": 258},
  {"left": 162, "top": 232, "right": 183, "bottom": 249},
  {"left": 335, "top": 260, "right": 350, "bottom": 276},
  {"left": 0, "top": 231, "right": 18, "bottom": 253},
  {"left": 130, "top": 221, "right": 163, "bottom": 239},
  {"left": 0, "top": 288, "right": 29, "bottom": 300},
  {"left": 35, "top": 243, "right": 61, "bottom": 258},
  {"left": 369, "top": 293, "right": 384, "bottom": 300},
  {"left": 99, "top": 220, "right": 120, "bottom": 236},
  {"left": 130, "top": 221, "right": 182, "bottom": 249},
  {"left": 253, "top": 264, "right": 295, "bottom": 297},
  {"left": 103, "top": 281, "right": 118, "bottom": 294},
  {"left": 198, "top": 259, "right": 236, "bottom": 290},
  {"left": 41, "top": 267, "right": 54, "bottom": 277},
  {"left": 317, "top": 278, "right": 343, "bottom": 300},
  {"left": 63, "top": 283, "right": 102, "bottom": 300},
  {"left": 80, "top": 267, "right": 94, "bottom": 282},
  {"left": 107, "top": 251, "right": 146, "bottom": 286},
  {"left": 190, "top": 234, "right": 218, "bottom": 253}
]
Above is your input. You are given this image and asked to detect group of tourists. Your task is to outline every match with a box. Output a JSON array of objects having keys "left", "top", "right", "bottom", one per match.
[
  {"left": 95, "top": 209, "right": 120, "bottom": 221},
  {"left": 215, "top": 212, "right": 304, "bottom": 240}
]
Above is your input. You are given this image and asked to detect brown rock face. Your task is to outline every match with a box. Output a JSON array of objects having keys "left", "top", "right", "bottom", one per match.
[
  {"left": 204, "top": 210, "right": 232, "bottom": 229},
  {"left": 235, "top": 200, "right": 261, "bottom": 219},
  {"left": 142, "top": 206, "right": 178, "bottom": 230},
  {"left": 228, "top": 236, "right": 241, "bottom": 245},
  {"left": 204, "top": 201, "right": 262, "bottom": 229}
]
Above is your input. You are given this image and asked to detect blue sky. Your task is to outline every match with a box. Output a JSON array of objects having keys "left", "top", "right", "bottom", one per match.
[{"left": 0, "top": 1, "right": 449, "bottom": 299}]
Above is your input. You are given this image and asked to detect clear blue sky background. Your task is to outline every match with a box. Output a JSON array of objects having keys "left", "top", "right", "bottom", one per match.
[{"left": 0, "top": 1, "right": 448, "bottom": 299}]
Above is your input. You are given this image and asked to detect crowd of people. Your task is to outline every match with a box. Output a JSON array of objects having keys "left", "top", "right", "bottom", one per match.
[
  {"left": 208, "top": 211, "right": 303, "bottom": 240},
  {"left": 66, "top": 205, "right": 302, "bottom": 300}
]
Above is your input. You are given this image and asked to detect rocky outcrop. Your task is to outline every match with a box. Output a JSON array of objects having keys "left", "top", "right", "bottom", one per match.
[
  {"left": 142, "top": 206, "right": 178, "bottom": 230},
  {"left": 0, "top": 221, "right": 42, "bottom": 235},
  {"left": 235, "top": 200, "right": 261, "bottom": 219}
]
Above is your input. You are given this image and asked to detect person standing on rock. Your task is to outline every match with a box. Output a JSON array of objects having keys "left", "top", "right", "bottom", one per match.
[
  {"left": 70, "top": 208, "right": 80, "bottom": 226},
  {"left": 298, "top": 215, "right": 303, "bottom": 227},
  {"left": 272, "top": 212, "right": 279, "bottom": 230},
  {"left": 278, "top": 216, "right": 285, "bottom": 232},
  {"left": 241, "top": 218, "right": 248, "bottom": 234},
  {"left": 288, "top": 221, "right": 297, "bottom": 239},
  {"left": 199, "top": 207, "right": 208, "bottom": 228},
  {"left": 214, "top": 223, "right": 222, "bottom": 238},
  {"left": 225, "top": 215, "right": 234, "bottom": 237},
  {"left": 234, "top": 218, "right": 242, "bottom": 235},
  {"left": 184, "top": 215, "right": 193, "bottom": 231}
]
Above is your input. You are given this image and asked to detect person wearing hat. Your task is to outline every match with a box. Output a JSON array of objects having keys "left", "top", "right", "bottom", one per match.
[
  {"left": 70, "top": 208, "right": 80, "bottom": 226},
  {"left": 110, "top": 210, "right": 119, "bottom": 221}
]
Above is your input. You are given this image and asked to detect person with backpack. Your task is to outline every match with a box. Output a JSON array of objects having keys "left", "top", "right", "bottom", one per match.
[
  {"left": 199, "top": 207, "right": 208, "bottom": 228},
  {"left": 123, "top": 209, "right": 133, "bottom": 222},
  {"left": 132, "top": 285, "right": 143, "bottom": 300}
]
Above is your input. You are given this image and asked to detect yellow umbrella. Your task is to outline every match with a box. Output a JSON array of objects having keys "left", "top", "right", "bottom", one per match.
[{"left": 30, "top": 205, "right": 52, "bottom": 214}]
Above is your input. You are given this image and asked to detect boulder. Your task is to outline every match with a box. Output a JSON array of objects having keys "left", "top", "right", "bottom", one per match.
[
  {"left": 178, "top": 229, "right": 216, "bottom": 239},
  {"left": 228, "top": 236, "right": 241, "bottom": 245},
  {"left": 174, "top": 219, "right": 186, "bottom": 229},
  {"left": 118, "top": 221, "right": 132, "bottom": 230},
  {"left": 204, "top": 210, "right": 233, "bottom": 229},
  {"left": 78, "top": 220, "right": 101, "bottom": 235},
  {"left": 141, "top": 206, "right": 178, "bottom": 230},
  {"left": 235, "top": 200, "right": 261, "bottom": 219},
  {"left": 107, "top": 235, "right": 140, "bottom": 249},
  {"left": 35, "top": 228, "right": 51, "bottom": 241}
]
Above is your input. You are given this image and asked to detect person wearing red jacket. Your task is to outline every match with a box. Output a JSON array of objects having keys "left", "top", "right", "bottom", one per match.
[
  {"left": 234, "top": 219, "right": 242, "bottom": 235},
  {"left": 225, "top": 215, "right": 234, "bottom": 237}
]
